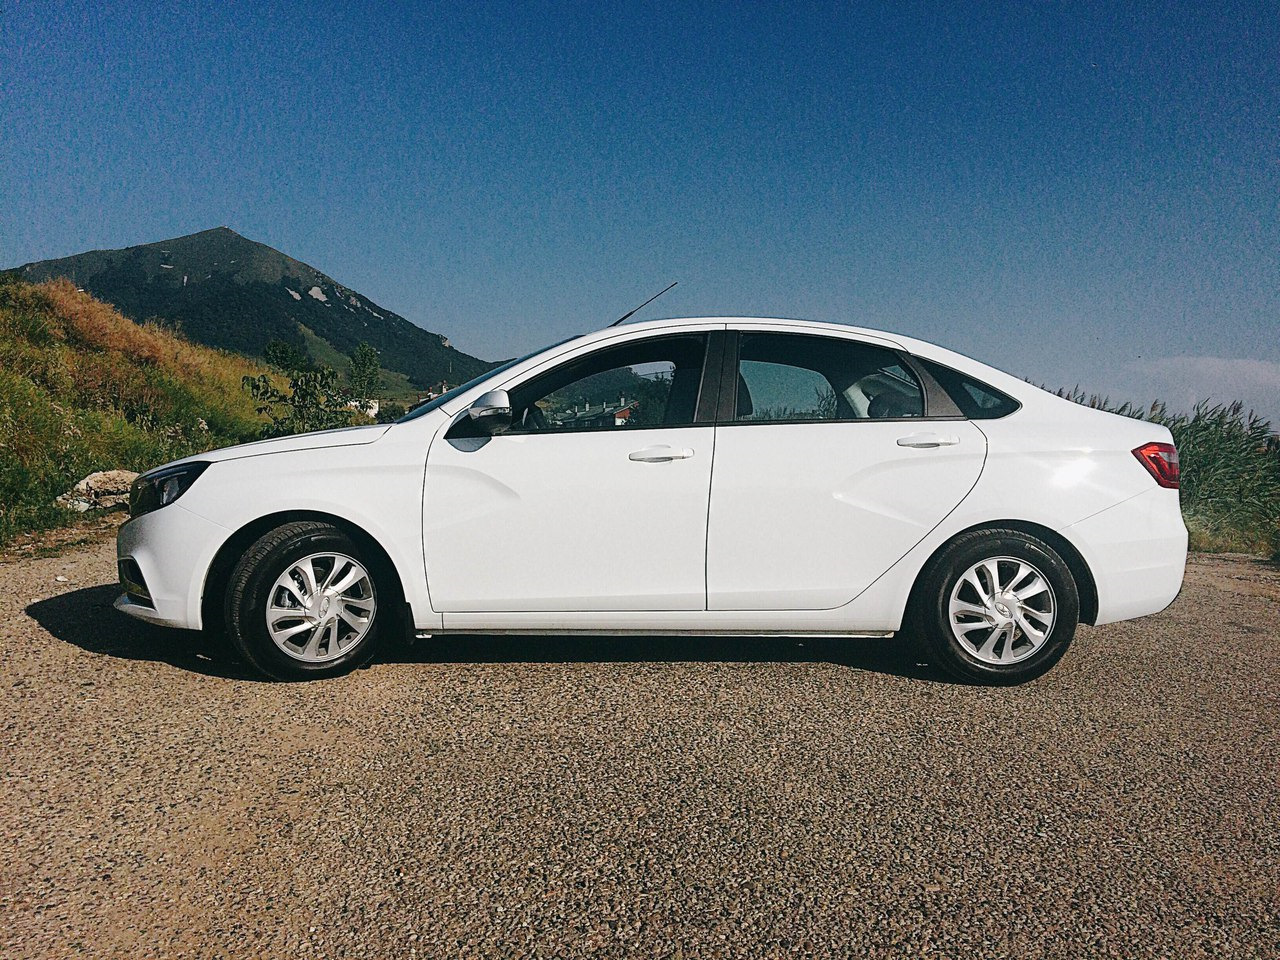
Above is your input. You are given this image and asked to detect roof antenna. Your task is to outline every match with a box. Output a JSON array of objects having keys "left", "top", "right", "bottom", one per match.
[{"left": 610, "top": 281, "right": 678, "bottom": 326}]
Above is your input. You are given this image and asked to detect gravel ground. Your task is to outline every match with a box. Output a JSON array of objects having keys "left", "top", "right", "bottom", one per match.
[{"left": 2, "top": 537, "right": 1277, "bottom": 959}]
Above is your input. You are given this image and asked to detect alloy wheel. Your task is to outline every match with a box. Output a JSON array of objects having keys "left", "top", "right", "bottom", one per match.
[
  {"left": 947, "top": 556, "right": 1057, "bottom": 665},
  {"left": 265, "top": 552, "right": 377, "bottom": 663}
]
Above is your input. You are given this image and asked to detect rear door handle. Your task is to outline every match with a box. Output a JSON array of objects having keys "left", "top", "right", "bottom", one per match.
[
  {"left": 629, "top": 445, "right": 694, "bottom": 462},
  {"left": 896, "top": 433, "right": 960, "bottom": 448}
]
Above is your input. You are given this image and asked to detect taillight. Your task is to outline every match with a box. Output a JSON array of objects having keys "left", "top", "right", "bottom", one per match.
[{"left": 1132, "top": 442, "right": 1180, "bottom": 489}]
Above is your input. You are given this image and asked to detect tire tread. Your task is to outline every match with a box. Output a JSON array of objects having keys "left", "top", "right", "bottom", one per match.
[{"left": 224, "top": 521, "right": 382, "bottom": 681}]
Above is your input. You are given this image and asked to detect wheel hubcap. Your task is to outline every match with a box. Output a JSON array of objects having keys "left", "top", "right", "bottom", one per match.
[
  {"left": 948, "top": 556, "right": 1056, "bottom": 665},
  {"left": 266, "top": 553, "right": 377, "bottom": 663}
]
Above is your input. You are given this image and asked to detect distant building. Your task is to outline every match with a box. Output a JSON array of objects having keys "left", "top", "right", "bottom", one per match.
[{"left": 552, "top": 398, "right": 640, "bottom": 429}]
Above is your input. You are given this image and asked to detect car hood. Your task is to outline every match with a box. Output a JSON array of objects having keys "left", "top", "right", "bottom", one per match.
[{"left": 162, "top": 423, "right": 392, "bottom": 469}]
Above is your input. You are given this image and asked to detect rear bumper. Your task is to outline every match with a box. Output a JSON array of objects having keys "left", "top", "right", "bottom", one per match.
[
  {"left": 1062, "top": 486, "right": 1187, "bottom": 626},
  {"left": 115, "top": 505, "right": 229, "bottom": 631}
]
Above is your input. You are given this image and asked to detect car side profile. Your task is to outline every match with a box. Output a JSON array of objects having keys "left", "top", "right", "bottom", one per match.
[{"left": 115, "top": 317, "right": 1187, "bottom": 683}]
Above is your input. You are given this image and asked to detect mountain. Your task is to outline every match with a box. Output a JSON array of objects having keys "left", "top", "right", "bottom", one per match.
[{"left": 8, "top": 227, "right": 491, "bottom": 392}]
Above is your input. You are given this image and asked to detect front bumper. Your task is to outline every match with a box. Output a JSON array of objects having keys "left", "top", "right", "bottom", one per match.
[
  {"left": 115, "top": 504, "right": 230, "bottom": 631},
  {"left": 113, "top": 592, "right": 192, "bottom": 628}
]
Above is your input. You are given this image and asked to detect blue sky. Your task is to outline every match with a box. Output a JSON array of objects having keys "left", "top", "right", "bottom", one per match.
[{"left": 3, "top": 1, "right": 1278, "bottom": 419}]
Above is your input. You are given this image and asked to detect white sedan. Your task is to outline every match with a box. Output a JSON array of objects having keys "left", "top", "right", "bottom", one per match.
[{"left": 116, "top": 317, "right": 1187, "bottom": 683}]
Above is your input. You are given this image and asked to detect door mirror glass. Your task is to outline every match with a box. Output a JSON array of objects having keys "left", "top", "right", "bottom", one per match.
[{"left": 467, "top": 389, "right": 513, "bottom": 434}]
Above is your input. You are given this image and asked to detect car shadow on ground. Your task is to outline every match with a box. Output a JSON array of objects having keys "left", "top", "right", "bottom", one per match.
[
  {"left": 384, "top": 632, "right": 956, "bottom": 682},
  {"left": 29, "top": 584, "right": 956, "bottom": 684},
  {"left": 26, "top": 584, "right": 258, "bottom": 680}
]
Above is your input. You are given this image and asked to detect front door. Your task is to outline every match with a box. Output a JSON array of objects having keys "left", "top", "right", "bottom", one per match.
[
  {"left": 706, "top": 330, "right": 986, "bottom": 610},
  {"left": 424, "top": 332, "right": 718, "bottom": 612}
]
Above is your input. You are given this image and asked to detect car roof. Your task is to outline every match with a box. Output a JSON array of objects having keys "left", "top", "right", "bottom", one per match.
[
  {"left": 575, "top": 315, "right": 995, "bottom": 379},
  {"left": 603, "top": 315, "right": 908, "bottom": 346}
]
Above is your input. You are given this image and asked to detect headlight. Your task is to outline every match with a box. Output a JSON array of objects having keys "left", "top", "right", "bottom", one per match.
[{"left": 129, "top": 462, "right": 211, "bottom": 518}]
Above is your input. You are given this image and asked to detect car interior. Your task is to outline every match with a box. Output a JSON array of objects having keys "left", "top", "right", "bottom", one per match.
[
  {"left": 733, "top": 333, "right": 925, "bottom": 421},
  {"left": 507, "top": 334, "right": 709, "bottom": 432}
]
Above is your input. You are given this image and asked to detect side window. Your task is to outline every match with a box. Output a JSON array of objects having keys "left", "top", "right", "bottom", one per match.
[
  {"left": 508, "top": 334, "right": 708, "bottom": 433},
  {"left": 733, "top": 333, "right": 924, "bottom": 422},
  {"left": 917, "top": 358, "right": 1020, "bottom": 419}
]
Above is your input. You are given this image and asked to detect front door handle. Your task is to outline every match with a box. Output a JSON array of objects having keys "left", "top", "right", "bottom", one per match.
[
  {"left": 629, "top": 445, "right": 695, "bottom": 463},
  {"left": 896, "top": 433, "right": 960, "bottom": 448}
]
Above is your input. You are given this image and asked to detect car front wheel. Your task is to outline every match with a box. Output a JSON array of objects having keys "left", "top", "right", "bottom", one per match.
[
  {"left": 225, "top": 521, "right": 385, "bottom": 681},
  {"left": 913, "top": 529, "right": 1080, "bottom": 685}
]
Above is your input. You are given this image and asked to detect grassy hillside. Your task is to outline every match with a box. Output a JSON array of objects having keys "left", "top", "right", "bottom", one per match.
[
  {"left": 297, "top": 323, "right": 419, "bottom": 402},
  {"left": 0, "top": 277, "right": 268, "bottom": 544}
]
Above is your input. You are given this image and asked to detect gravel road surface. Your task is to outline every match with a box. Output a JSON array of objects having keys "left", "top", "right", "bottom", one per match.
[{"left": 2, "top": 537, "right": 1277, "bottom": 958}]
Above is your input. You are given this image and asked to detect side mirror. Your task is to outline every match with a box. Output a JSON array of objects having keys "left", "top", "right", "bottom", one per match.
[{"left": 466, "top": 389, "right": 512, "bottom": 434}]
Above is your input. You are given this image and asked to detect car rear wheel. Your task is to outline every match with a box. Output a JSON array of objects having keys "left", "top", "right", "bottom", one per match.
[
  {"left": 912, "top": 529, "right": 1080, "bottom": 685},
  {"left": 225, "top": 521, "right": 385, "bottom": 681}
]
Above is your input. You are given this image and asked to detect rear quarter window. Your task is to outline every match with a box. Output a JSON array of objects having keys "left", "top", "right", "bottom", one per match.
[{"left": 917, "top": 358, "right": 1020, "bottom": 419}]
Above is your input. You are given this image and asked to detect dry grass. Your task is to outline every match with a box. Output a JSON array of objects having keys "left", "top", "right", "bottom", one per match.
[
  {"left": 31, "top": 280, "right": 268, "bottom": 425},
  {"left": 0, "top": 278, "right": 271, "bottom": 543}
]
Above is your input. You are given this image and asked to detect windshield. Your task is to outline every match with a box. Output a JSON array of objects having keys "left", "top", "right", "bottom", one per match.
[{"left": 396, "top": 336, "right": 580, "bottom": 423}]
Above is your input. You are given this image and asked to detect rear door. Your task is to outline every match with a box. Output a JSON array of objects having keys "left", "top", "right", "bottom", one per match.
[{"left": 706, "top": 329, "right": 986, "bottom": 610}]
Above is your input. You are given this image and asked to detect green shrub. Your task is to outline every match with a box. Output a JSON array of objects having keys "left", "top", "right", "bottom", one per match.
[
  {"left": 243, "top": 367, "right": 360, "bottom": 438},
  {"left": 375, "top": 401, "right": 406, "bottom": 423}
]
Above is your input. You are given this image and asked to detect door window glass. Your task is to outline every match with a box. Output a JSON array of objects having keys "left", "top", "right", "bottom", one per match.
[
  {"left": 734, "top": 333, "right": 924, "bottom": 421},
  {"left": 508, "top": 334, "right": 708, "bottom": 433}
]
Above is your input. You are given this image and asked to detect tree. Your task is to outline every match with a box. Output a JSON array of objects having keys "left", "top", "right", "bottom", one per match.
[
  {"left": 375, "top": 401, "right": 407, "bottom": 424},
  {"left": 242, "top": 366, "right": 354, "bottom": 438},
  {"left": 348, "top": 342, "right": 381, "bottom": 406},
  {"left": 262, "top": 339, "right": 313, "bottom": 373}
]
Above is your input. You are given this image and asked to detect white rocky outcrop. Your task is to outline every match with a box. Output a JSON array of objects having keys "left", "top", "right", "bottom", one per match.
[{"left": 55, "top": 470, "right": 139, "bottom": 513}]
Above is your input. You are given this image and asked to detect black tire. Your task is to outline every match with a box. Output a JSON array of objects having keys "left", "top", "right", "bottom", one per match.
[
  {"left": 910, "top": 528, "right": 1080, "bottom": 685},
  {"left": 224, "top": 521, "right": 387, "bottom": 681}
]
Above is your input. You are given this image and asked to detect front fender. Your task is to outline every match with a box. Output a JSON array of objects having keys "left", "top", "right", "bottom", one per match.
[{"left": 175, "top": 430, "right": 436, "bottom": 631}]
